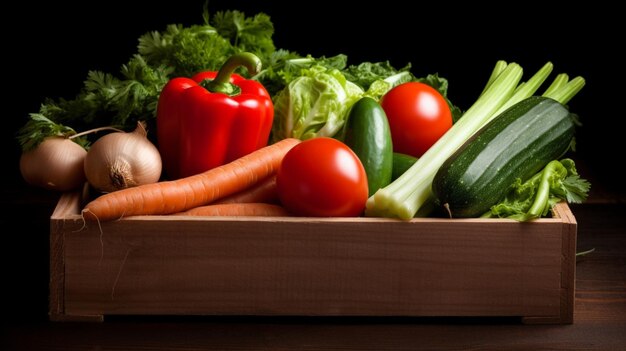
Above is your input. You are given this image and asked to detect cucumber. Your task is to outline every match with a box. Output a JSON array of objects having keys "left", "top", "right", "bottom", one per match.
[
  {"left": 392, "top": 152, "right": 418, "bottom": 181},
  {"left": 432, "top": 96, "right": 575, "bottom": 218},
  {"left": 344, "top": 97, "right": 393, "bottom": 196}
]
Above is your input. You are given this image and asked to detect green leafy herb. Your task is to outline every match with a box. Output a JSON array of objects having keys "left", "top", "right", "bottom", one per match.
[
  {"left": 17, "top": 114, "right": 87, "bottom": 151},
  {"left": 211, "top": 10, "right": 275, "bottom": 59},
  {"left": 139, "top": 24, "right": 233, "bottom": 78},
  {"left": 343, "top": 61, "right": 413, "bottom": 101},
  {"left": 343, "top": 61, "right": 412, "bottom": 90},
  {"left": 485, "top": 158, "right": 590, "bottom": 221}
]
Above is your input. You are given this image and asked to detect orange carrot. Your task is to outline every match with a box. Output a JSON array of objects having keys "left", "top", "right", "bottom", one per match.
[
  {"left": 83, "top": 138, "right": 300, "bottom": 221},
  {"left": 214, "top": 174, "right": 278, "bottom": 205},
  {"left": 175, "top": 203, "right": 290, "bottom": 217}
]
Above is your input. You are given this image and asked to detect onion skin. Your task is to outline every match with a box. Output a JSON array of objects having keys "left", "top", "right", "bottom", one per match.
[
  {"left": 84, "top": 123, "right": 162, "bottom": 193},
  {"left": 19, "top": 137, "right": 87, "bottom": 191}
]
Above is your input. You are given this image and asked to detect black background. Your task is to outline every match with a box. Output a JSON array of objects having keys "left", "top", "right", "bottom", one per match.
[{"left": 2, "top": 0, "right": 624, "bottom": 323}]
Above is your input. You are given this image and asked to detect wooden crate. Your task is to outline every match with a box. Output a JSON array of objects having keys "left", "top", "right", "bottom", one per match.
[{"left": 49, "top": 192, "right": 576, "bottom": 323}]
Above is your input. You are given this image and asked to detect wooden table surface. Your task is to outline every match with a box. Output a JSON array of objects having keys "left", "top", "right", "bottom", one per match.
[{"left": 2, "top": 182, "right": 625, "bottom": 350}]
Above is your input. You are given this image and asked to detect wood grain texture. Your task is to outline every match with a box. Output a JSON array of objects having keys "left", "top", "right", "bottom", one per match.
[
  {"left": 49, "top": 192, "right": 103, "bottom": 322},
  {"left": 522, "top": 203, "right": 578, "bottom": 324},
  {"left": 50, "top": 194, "right": 575, "bottom": 323}
]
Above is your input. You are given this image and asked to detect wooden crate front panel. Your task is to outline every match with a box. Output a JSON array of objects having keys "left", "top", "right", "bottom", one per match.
[{"left": 54, "top": 211, "right": 566, "bottom": 319}]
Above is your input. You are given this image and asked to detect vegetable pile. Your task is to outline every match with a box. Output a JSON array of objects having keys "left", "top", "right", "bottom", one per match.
[{"left": 17, "top": 6, "right": 590, "bottom": 221}]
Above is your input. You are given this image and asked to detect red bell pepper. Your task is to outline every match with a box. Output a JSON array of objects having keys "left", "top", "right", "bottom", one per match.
[{"left": 157, "top": 52, "right": 274, "bottom": 179}]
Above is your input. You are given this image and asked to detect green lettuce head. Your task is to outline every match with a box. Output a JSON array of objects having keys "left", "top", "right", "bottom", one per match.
[{"left": 271, "top": 65, "right": 363, "bottom": 141}]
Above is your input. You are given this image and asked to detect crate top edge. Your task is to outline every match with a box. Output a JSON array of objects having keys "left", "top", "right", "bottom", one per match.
[{"left": 51, "top": 192, "right": 574, "bottom": 225}]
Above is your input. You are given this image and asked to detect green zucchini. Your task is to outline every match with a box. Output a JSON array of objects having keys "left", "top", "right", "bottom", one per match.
[
  {"left": 392, "top": 152, "right": 418, "bottom": 181},
  {"left": 432, "top": 96, "right": 575, "bottom": 218},
  {"left": 344, "top": 97, "right": 393, "bottom": 196}
]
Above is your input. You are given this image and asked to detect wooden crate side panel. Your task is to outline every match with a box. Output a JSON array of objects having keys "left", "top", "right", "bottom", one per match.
[
  {"left": 62, "top": 217, "right": 565, "bottom": 319},
  {"left": 49, "top": 216, "right": 65, "bottom": 321},
  {"left": 50, "top": 193, "right": 103, "bottom": 321},
  {"left": 558, "top": 202, "right": 577, "bottom": 324},
  {"left": 522, "top": 203, "right": 577, "bottom": 324}
]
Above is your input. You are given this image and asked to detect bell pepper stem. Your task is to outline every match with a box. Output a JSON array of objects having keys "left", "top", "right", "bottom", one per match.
[{"left": 205, "top": 52, "right": 262, "bottom": 96}]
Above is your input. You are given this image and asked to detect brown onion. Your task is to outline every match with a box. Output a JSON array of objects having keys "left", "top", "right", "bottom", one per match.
[
  {"left": 84, "top": 122, "right": 162, "bottom": 193},
  {"left": 19, "top": 137, "right": 87, "bottom": 191}
]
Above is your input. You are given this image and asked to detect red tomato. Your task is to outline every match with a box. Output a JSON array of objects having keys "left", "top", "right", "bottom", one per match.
[
  {"left": 380, "top": 82, "right": 452, "bottom": 157},
  {"left": 277, "top": 137, "right": 369, "bottom": 217}
]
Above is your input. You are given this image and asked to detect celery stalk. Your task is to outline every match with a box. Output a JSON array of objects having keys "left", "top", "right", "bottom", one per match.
[
  {"left": 526, "top": 161, "right": 563, "bottom": 219},
  {"left": 542, "top": 73, "right": 569, "bottom": 97},
  {"left": 479, "top": 60, "right": 509, "bottom": 97},
  {"left": 544, "top": 76, "right": 586, "bottom": 105},
  {"left": 366, "top": 62, "right": 524, "bottom": 219},
  {"left": 491, "top": 62, "right": 553, "bottom": 117}
]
